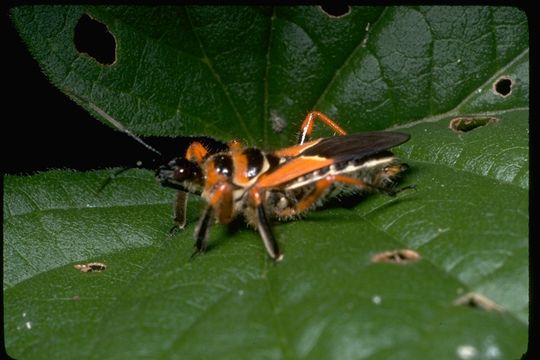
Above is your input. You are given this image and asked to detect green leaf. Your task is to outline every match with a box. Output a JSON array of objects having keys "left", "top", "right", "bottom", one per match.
[{"left": 6, "top": 5, "right": 528, "bottom": 359}]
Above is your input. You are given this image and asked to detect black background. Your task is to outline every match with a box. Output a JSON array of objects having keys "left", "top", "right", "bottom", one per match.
[{"left": 3, "top": 5, "right": 186, "bottom": 175}]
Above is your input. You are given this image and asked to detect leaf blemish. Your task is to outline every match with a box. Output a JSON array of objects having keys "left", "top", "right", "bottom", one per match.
[
  {"left": 371, "top": 249, "right": 421, "bottom": 264},
  {"left": 456, "top": 344, "right": 478, "bottom": 360},
  {"left": 453, "top": 292, "right": 504, "bottom": 312},
  {"left": 319, "top": 5, "right": 351, "bottom": 18},
  {"left": 74, "top": 262, "right": 107, "bottom": 273},
  {"left": 492, "top": 76, "right": 513, "bottom": 97},
  {"left": 74, "top": 14, "right": 116, "bottom": 65},
  {"left": 270, "top": 110, "right": 287, "bottom": 133},
  {"left": 449, "top": 116, "right": 498, "bottom": 133}
]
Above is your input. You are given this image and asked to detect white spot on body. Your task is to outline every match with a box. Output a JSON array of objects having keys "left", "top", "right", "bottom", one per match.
[
  {"left": 233, "top": 188, "right": 248, "bottom": 204},
  {"left": 278, "top": 197, "right": 288, "bottom": 209},
  {"left": 25, "top": 322, "right": 32, "bottom": 330}
]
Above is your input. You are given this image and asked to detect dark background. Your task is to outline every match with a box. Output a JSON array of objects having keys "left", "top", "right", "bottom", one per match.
[
  {"left": 3, "top": 4, "right": 353, "bottom": 175},
  {"left": 3, "top": 6, "right": 183, "bottom": 175}
]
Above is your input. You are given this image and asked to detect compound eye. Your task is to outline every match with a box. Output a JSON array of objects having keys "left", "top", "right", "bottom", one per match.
[
  {"left": 156, "top": 157, "right": 203, "bottom": 188},
  {"left": 173, "top": 165, "right": 191, "bottom": 181},
  {"left": 173, "top": 159, "right": 201, "bottom": 182}
]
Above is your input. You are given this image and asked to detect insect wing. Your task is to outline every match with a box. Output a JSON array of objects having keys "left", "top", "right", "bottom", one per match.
[
  {"left": 256, "top": 132, "right": 409, "bottom": 189},
  {"left": 299, "top": 131, "right": 410, "bottom": 162}
]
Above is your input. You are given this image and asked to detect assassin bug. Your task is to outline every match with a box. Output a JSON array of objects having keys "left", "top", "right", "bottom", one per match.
[
  {"left": 87, "top": 99, "right": 410, "bottom": 261},
  {"left": 155, "top": 111, "right": 410, "bottom": 261}
]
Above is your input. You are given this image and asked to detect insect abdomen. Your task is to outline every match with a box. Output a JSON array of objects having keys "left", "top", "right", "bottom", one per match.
[{"left": 285, "top": 152, "right": 405, "bottom": 191}]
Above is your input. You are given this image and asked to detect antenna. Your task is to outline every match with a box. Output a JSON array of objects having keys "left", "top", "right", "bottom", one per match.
[
  {"left": 87, "top": 102, "right": 162, "bottom": 156},
  {"left": 67, "top": 92, "right": 162, "bottom": 156}
]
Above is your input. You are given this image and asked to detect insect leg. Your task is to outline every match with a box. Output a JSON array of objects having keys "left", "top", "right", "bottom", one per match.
[
  {"left": 227, "top": 139, "right": 243, "bottom": 153},
  {"left": 297, "top": 111, "right": 348, "bottom": 145},
  {"left": 185, "top": 141, "right": 209, "bottom": 162},
  {"left": 328, "top": 175, "right": 403, "bottom": 196},
  {"left": 277, "top": 178, "right": 335, "bottom": 218},
  {"left": 277, "top": 174, "right": 403, "bottom": 218},
  {"left": 209, "top": 183, "right": 234, "bottom": 224},
  {"left": 194, "top": 206, "right": 214, "bottom": 253},
  {"left": 256, "top": 204, "right": 283, "bottom": 261},
  {"left": 173, "top": 190, "right": 188, "bottom": 229}
]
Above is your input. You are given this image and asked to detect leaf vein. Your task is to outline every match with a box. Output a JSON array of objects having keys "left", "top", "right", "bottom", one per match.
[
  {"left": 184, "top": 7, "right": 254, "bottom": 144},
  {"left": 312, "top": 7, "right": 391, "bottom": 112}
]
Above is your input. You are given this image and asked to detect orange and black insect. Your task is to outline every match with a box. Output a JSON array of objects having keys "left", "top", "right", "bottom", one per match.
[{"left": 155, "top": 111, "right": 410, "bottom": 261}]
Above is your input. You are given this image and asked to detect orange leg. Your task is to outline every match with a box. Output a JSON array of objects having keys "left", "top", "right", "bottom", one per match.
[
  {"left": 227, "top": 139, "right": 243, "bottom": 153},
  {"left": 297, "top": 111, "right": 348, "bottom": 145},
  {"left": 277, "top": 175, "right": 382, "bottom": 218},
  {"left": 209, "top": 183, "right": 234, "bottom": 224},
  {"left": 186, "top": 141, "right": 209, "bottom": 162}
]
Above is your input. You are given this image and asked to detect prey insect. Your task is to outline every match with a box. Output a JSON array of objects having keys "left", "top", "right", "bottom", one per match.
[{"left": 155, "top": 111, "right": 410, "bottom": 261}]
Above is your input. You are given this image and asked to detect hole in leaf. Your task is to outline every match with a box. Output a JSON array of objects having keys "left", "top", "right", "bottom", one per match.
[
  {"left": 73, "top": 262, "right": 107, "bottom": 273},
  {"left": 448, "top": 116, "right": 498, "bottom": 133},
  {"left": 371, "top": 249, "right": 421, "bottom": 264},
  {"left": 492, "top": 76, "right": 513, "bottom": 97},
  {"left": 319, "top": 4, "right": 351, "bottom": 18},
  {"left": 74, "top": 14, "right": 116, "bottom": 65},
  {"left": 453, "top": 292, "right": 504, "bottom": 312}
]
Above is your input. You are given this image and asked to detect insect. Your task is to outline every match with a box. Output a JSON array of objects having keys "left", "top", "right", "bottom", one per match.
[{"left": 155, "top": 111, "right": 410, "bottom": 261}]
